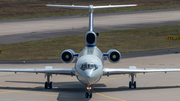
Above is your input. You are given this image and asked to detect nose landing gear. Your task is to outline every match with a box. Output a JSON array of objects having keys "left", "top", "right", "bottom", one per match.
[{"left": 85, "top": 86, "right": 92, "bottom": 98}]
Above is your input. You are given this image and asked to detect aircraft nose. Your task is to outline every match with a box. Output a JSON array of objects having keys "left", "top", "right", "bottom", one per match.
[{"left": 84, "top": 70, "right": 93, "bottom": 78}]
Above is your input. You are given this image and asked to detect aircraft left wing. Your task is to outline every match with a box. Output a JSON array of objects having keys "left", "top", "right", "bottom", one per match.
[
  {"left": 103, "top": 66, "right": 180, "bottom": 75},
  {"left": 0, "top": 66, "right": 75, "bottom": 75}
]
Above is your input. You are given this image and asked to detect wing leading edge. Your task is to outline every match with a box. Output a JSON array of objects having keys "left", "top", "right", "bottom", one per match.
[
  {"left": 103, "top": 66, "right": 180, "bottom": 75},
  {"left": 0, "top": 66, "right": 75, "bottom": 75}
]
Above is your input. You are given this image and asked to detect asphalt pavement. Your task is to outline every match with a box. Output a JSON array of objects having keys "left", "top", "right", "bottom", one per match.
[{"left": 0, "top": 8, "right": 180, "bottom": 45}]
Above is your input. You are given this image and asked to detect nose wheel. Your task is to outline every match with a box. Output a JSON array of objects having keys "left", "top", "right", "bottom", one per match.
[{"left": 85, "top": 86, "right": 92, "bottom": 98}]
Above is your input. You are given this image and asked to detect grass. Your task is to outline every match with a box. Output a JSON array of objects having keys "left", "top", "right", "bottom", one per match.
[
  {"left": 0, "top": 0, "right": 180, "bottom": 20},
  {"left": 175, "top": 52, "right": 180, "bottom": 53},
  {"left": 0, "top": 25, "right": 180, "bottom": 61}
]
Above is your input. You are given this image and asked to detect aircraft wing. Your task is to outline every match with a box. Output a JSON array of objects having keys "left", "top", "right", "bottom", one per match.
[
  {"left": 0, "top": 66, "right": 75, "bottom": 75},
  {"left": 103, "top": 66, "right": 180, "bottom": 75}
]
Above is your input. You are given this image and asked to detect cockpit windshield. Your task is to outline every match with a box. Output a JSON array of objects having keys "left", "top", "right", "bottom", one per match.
[{"left": 80, "top": 62, "right": 98, "bottom": 71}]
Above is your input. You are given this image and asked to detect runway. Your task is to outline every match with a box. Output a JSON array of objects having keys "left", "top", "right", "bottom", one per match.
[
  {"left": 0, "top": 8, "right": 180, "bottom": 45},
  {"left": 0, "top": 53, "right": 180, "bottom": 101}
]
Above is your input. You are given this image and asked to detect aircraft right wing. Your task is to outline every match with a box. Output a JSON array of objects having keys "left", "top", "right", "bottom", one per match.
[{"left": 103, "top": 66, "right": 180, "bottom": 75}]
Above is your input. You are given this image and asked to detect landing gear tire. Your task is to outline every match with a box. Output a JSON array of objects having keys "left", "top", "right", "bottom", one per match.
[
  {"left": 45, "top": 82, "right": 48, "bottom": 89},
  {"left": 129, "top": 81, "right": 132, "bottom": 88},
  {"left": 85, "top": 92, "right": 89, "bottom": 98},
  {"left": 45, "top": 82, "right": 52, "bottom": 89},
  {"left": 49, "top": 82, "right": 52, "bottom": 89},
  {"left": 129, "top": 81, "right": 136, "bottom": 89},
  {"left": 85, "top": 92, "right": 92, "bottom": 98},
  {"left": 89, "top": 92, "right": 92, "bottom": 98},
  {"left": 134, "top": 81, "right": 136, "bottom": 89}
]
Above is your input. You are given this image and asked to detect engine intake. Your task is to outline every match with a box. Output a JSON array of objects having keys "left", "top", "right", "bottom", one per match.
[
  {"left": 61, "top": 49, "right": 76, "bottom": 63},
  {"left": 85, "top": 31, "right": 97, "bottom": 46},
  {"left": 107, "top": 49, "right": 121, "bottom": 63}
]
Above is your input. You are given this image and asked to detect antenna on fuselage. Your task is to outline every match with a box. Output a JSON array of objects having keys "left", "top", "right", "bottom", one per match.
[{"left": 46, "top": 4, "right": 137, "bottom": 32}]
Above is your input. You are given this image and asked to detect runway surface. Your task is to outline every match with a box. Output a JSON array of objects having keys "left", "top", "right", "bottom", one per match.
[
  {"left": 0, "top": 8, "right": 180, "bottom": 45},
  {"left": 0, "top": 53, "right": 180, "bottom": 101}
]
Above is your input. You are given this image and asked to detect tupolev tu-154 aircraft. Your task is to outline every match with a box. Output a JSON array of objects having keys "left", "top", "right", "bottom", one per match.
[{"left": 1, "top": 4, "right": 180, "bottom": 98}]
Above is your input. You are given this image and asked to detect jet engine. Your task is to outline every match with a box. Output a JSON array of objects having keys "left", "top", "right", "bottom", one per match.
[
  {"left": 85, "top": 31, "right": 97, "bottom": 46},
  {"left": 61, "top": 49, "right": 76, "bottom": 63},
  {"left": 107, "top": 49, "right": 121, "bottom": 63}
]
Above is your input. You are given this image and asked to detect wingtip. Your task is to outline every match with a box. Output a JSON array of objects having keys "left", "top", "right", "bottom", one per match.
[
  {"left": 136, "top": 4, "right": 138, "bottom": 6},
  {"left": 46, "top": 4, "right": 48, "bottom": 6}
]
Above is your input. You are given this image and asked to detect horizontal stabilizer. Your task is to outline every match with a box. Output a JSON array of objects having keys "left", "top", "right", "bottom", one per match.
[{"left": 46, "top": 4, "right": 138, "bottom": 10}]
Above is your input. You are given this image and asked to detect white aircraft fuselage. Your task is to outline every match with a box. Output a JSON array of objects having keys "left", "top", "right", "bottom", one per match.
[{"left": 75, "top": 46, "right": 104, "bottom": 85}]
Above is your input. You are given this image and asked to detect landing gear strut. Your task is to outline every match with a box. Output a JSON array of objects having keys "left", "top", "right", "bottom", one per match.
[
  {"left": 45, "top": 74, "right": 52, "bottom": 89},
  {"left": 129, "top": 74, "right": 136, "bottom": 89},
  {"left": 85, "top": 86, "right": 92, "bottom": 98}
]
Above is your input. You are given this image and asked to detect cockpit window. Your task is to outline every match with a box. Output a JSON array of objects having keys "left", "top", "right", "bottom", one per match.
[{"left": 80, "top": 62, "right": 98, "bottom": 71}]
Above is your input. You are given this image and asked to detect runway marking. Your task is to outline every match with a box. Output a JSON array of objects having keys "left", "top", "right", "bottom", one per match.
[
  {"left": 91, "top": 99, "right": 106, "bottom": 101},
  {"left": 92, "top": 75, "right": 128, "bottom": 101},
  {"left": 92, "top": 73, "right": 154, "bottom": 101},
  {"left": 0, "top": 90, "right": 25, "bottom": 94},
  {"left": 0, "top": 89, "right": 107, "bottom": 101},
  {"left": 92, "top": 88, "right": 127, "bottom": 101},
  {"left": 33, "top": 93, "right": 57, "bottom": 97}
]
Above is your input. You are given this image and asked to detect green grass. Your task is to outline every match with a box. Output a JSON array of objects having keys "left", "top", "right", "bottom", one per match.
[
  {"left": 0, "top": 25, "right": 180, "bottom": 61},
  {"left": 0, "top": 0, "right": 180, "bottom": 20}
]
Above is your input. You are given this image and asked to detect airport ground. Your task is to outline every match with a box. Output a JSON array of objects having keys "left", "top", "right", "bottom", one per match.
[
  {"left": 0, "top": 8, "right": 180, "bottom": 101},
  {"left": 0, "top": 53, "right": 180, "bottom": 101}
]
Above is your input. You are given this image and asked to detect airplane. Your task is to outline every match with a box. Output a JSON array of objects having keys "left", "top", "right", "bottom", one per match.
[{"left": 1, "top": 4, "right": 180, "bottom": 99}]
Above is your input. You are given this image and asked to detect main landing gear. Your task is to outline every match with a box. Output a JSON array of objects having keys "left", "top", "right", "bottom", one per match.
[
  {"left": 85, "top": 86, "right": 92, "bottom": 98},
  {"left": 45, "top": 74, "right": 52, "bottom": 89},
  {"left": 129, "top": 74, "right": 136, "bottom": 89}
]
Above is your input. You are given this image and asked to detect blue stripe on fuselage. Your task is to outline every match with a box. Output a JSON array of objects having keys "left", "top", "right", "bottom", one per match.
[{"left": 87, "top": 45, "right": 96, "bottom": 47}]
